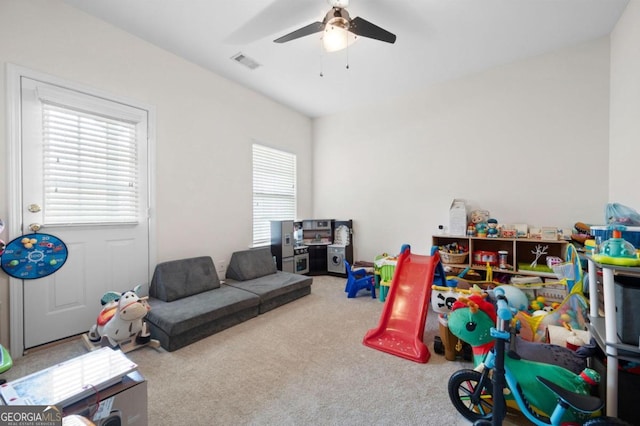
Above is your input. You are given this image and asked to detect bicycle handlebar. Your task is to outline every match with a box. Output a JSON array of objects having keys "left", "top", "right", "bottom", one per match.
[{"left": 492, "top": 287, "right": 513, "bottom": 322}]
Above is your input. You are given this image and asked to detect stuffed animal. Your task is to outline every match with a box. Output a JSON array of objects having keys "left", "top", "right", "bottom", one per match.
[
  {"left": 448, "top": 293, "right": 599, "bottom": 423},
  {"left": 88, "top": 288, "right": 152, "bottom": 348}
]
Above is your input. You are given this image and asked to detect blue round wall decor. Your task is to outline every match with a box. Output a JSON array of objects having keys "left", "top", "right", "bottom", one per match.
[{"left": 0, "top": 233, "right": 68, "bottom": 279}]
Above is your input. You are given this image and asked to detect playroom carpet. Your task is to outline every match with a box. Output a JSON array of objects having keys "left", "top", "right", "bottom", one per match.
[{"left": 6, "top": 275, "right": 529, "bottom": 425}]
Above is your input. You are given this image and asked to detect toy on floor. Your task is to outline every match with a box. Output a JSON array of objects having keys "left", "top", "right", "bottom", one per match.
[
  {"left": 447, "top": 291, "right": 597, "bottom": 423},
  {"left": 448, "top": 288, "right": 632, "bottom": 426},
  {"left": 431, "top": 276, "right": 475, "bottom": 361},
  {"left": 373, "top": 254, "right": 397, "bottom": 302},
  {"left": 514, "top": 243, "right": 590, "bottom": 342},
  {"left": 83, "top": 285, "right": 160, "bottom": 353},
  {"left": 491, "top": 284, "right": 529, "bottom": 312},
  {"left": 0, "top": 344, "right": 12, "bottom": 385},
  {"left": 529, "top": 296, "right": 560, "bottom": 316},
  {"left": 344, "top": 260, "right": 376, "bottom": 299},
  {"left": 363, "top": 244, "right": 446, "bottom": 363},
  {"left": 449, "top": 292, "right": 592, "bottom": 372},
  {"left": 431, "top": 280, "right": 467, "bottom": 314},
  {"left": 434, "top": 314, "right": 472, "bottom": 362}
]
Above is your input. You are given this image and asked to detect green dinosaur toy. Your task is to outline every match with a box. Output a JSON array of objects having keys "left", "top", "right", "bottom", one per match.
[{"left": 448, "top": 293, "right": 599, "bottom": 423}]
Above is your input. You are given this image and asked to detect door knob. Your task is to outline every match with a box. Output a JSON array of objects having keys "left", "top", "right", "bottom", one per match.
[{"left": 29, "top": 223, "right": 42, "bottom": 232}]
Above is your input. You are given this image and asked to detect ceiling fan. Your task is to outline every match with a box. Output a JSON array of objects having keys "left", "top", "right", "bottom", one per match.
[{"left": 273, "top": 0, "right": 396, "bottom": 51}]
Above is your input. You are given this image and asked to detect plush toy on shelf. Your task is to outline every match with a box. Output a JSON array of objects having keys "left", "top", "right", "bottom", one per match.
[
  {"left": 469, "top": 209, "right": 490, "bottom": 237},
  {"left": 487, "top": 218, "right": 499, "bottom": 238}
]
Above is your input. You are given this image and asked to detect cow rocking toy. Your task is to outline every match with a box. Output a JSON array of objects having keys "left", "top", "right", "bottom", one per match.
[{"left": 83, "top": 286, "right": 160, "bottom": 353}]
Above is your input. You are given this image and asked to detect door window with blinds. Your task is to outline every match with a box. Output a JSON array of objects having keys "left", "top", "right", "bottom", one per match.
[
  {"left": 23, "top": 79, "right": 146, "bottom": 226},
  {"left": 252, "top": 144, "right": 296, "bottom": 246}
]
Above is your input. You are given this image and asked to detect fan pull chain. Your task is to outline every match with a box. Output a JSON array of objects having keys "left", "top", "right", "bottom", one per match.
[
  {"left": 345, "top": 36, "right": 351, "bottom": 69},
  {"left": 346, "top": 48, "right": 349, "bottom": 69},
  {"left": 319, "top": 38, "right": 324, "bottom": 77}
]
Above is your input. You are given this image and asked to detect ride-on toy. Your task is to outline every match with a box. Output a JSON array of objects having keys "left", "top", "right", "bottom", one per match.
[
  {"left": 0, "top": 344, "right": 12, "bottom": 385},
  {"left": 82, "top": 286, "right": 160, "bottom": 353},
  {"left": 447, "top": 287, "right": 632, "bottom": 426}
]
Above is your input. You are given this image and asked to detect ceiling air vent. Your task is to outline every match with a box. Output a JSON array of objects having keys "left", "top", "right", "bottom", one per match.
[{"left": 231, "top": 52, "right": 261, "bottom": 70}]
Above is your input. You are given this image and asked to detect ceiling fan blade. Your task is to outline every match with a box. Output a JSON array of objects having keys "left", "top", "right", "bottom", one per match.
[
  {"left": 225, "top": 0, "right": 319, "bottom": 44},
  {"left": 274, "top": 21, "right": 325, "bottom": 43},
  {"left": 349, "top": 16, "right": 396, "bottom": 44}
]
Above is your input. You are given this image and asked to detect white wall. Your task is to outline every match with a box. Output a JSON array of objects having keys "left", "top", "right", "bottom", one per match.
[
  {"left": 610, "top": 0, "right": 640, "bottom": 208},
  {"left": 313, "top": 38, "right": 611, "bottom": 261},
  {"left": 0, "top": 1, "right": 313, "bottom": 348},
  {"left": 1, "top": 1, "right": 636, "bottom": 351}
]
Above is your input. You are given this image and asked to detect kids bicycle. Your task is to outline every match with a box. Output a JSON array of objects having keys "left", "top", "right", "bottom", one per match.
[{"left": 447, "top": 287, "right": 632, "bottom": 426}]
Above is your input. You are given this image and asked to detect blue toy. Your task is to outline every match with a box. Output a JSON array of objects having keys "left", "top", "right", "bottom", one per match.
[
  {"left": 0, "top": 233, "right": 68, "bottom": 279},
  {"left": 487, "top": 218, "right": 499, "bottom": 238},
  {"left": 592, "top": 228, "right": 640, "bottom": 267},
  {"left": 344, "top": 260, "right": 376, "bottom": 299},
  {"left": 490, "top": 284, "right": 529, "bottom": 312}
]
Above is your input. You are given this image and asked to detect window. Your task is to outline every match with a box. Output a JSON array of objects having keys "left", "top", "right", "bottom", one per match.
[
  {"left": 42, "top": 103, "right": 139, "bottom": 224},
  {"left": 252, "top": 144, "right": 296, "bottom": 246},
  {"left": 24, "top": 78, "right": 147, "bottom": 226}
]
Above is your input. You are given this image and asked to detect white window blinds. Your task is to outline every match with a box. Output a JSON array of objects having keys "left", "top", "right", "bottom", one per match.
[
  {"left": 252, "top": 144, "right": 296, "bottom": 246},
  {"left": 41, "top": 102, "right": 139, "bottom": 225}
]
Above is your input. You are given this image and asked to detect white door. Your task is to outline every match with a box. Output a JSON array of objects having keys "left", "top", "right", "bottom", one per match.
[{"left": 19, "top": 77, "right": 150, "bottom": 349}]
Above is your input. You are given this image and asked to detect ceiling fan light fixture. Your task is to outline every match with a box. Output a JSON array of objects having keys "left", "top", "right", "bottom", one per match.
[{"left": 322, "top": 17, "right": 357, "bottom": 52}]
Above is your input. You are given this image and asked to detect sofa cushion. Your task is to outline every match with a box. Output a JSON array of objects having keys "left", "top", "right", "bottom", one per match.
[
  {"left": 226, "top": 248, "right": 276, "bottom": 281},
  {"left": 225, "top": 271, "right": 312, "bottom": 313},
  {"left": 146, "top": 286, "right": 259, "bottom": 336},
  {"left": 150, "top": 256, "right": 220, "bottom": 302}
]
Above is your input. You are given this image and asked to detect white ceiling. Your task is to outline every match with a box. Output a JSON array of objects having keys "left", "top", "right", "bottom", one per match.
[{"left": 62, "top": 0, "right": 629, "bottom": 118}]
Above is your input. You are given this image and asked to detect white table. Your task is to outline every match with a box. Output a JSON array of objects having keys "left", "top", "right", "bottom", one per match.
[{"left": 586, "top": 256, "right": 640, "bottom": 417}]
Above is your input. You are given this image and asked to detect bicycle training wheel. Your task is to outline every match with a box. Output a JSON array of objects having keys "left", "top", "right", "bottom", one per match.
[{"left": 448, "top": 369, "right": 495, "bottom": 422}]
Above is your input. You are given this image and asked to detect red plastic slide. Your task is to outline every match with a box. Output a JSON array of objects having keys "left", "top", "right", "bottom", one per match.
[{"left": 363, "top": 245, "right": 443, "bottom": 363}]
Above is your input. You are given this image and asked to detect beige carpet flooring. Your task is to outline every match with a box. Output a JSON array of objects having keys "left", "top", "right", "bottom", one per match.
[{"left": 4, "top": 275, "right": 529, "bottom": 425}]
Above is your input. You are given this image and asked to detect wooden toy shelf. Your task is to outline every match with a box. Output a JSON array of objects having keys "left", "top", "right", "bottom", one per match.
[{"left": 432, "top": 235, "right": 570, "bottom": 278}]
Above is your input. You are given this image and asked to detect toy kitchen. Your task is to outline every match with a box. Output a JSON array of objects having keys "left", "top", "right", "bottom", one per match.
[{"left": 271, "top": 219, "right": 353, "bottom": 276}]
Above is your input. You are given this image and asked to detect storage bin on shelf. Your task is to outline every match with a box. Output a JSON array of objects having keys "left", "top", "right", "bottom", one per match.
[
  {"left": 613, "top": 276, "right": 640, "bottom": 345},
  {"left": 472, "top": 250, "right": 498, "bottom": 266},
  {"left": 438, "top": 251, "right": 468, "bottom": 265}
]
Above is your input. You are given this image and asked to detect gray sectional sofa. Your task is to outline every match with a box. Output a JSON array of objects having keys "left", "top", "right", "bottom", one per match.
[
  {"left": 146, "top": 248, "right": 312, "bottom": 352},
  {"left": 225, "top": 248, "right": 312, "bottom": 314}
]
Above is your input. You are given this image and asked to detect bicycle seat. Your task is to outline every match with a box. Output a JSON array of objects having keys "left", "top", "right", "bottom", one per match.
[{"left": 537, "top": 376, "right": 603, "bottom": 414}]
